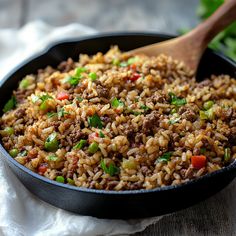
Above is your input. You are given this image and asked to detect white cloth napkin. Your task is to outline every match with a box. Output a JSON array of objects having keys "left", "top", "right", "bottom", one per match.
[{"left": 0, "top": 21, "right": 162, "bottom": 236}]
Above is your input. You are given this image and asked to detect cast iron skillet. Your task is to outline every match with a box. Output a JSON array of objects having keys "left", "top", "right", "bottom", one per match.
[{"left": 0, "top": 32, "right": 236, "bottom": 219}]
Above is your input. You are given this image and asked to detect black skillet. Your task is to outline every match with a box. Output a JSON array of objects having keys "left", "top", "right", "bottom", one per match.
[{"left": 0, "top": 33, "right": 236, "bottom": 219}]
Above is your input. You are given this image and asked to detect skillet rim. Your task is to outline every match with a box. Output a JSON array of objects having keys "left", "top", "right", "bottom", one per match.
[{"left": 1, "top": 31, "right": 236, "bottom": 195}]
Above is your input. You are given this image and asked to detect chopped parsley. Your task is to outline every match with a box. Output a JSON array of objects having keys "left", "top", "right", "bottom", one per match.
[
  {"left": 89, "top": 72, "right": 97, "bottom": 81},
  {"left": 100, "top": 159, "right": 119, "bottom": 176},
  {"left": 77, "top": 97, "right": 83, "bottom": 102},
  {"left": 99, "top": 131, "right": 105, "bottom": 138},
  {"left": 47, "top": 155, "right": 59, "bottom": 162},
  {"left": 58, "top": 108, "right": 69, "bottom": 119},
  {"left": 127, "top": 57, "right": 138, "bottom": 65},
  {"left": 111, "top": 97, "right": 124, "bottom": 108},
  {"left": 3, "top": 96, "right": 17, "bottom": 113},
  {"left": 40, "top": 94, "right": 53, "bottom": 102},
  {"left": 73, "top": 139, "right": 87, "bottom": 150},
  {"left": 156, "top": 152, "right": 173, "bottom": 163},
  {"left": 88, "top": 114, "right": 103, "bottom": 129},
  {"left": 47, "top": 112, "right": 57, "bottom": 118},
  {"left": 169, "top": 92, "right": 187, "bottom": 106},
  {"left": 140, "top": 105, "right": 150, "bottom": 111}
]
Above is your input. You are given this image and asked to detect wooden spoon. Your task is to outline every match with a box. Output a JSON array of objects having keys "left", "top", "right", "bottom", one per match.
[{"left": 129, "top": 0, "right": 236, "bottom": 73}]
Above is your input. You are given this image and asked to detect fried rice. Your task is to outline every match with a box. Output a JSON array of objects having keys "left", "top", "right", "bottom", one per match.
[{"left": 1, "top": 46, "right": 236, "bottom": 191}]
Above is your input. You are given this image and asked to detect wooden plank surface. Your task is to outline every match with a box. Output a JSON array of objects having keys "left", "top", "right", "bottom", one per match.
[{"left": 0, "top": 0, "right": 235, "bottom": 235}]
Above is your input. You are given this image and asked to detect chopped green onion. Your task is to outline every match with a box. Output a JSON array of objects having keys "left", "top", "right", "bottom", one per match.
[
  {"left": 203, "top": 100, "right": 214, "bottom": 110},
  {"left": 3, "top": 96, "right": 17, "bottom": 113},
  {"left": 45, "top": 133, "right": 59, "bottom": 152},
  {"left": 75, "top": 67, "right": 87, "bottom": 77},
  {"left": 119, "top": 62, "right": 128, "bottom": 67},
  {"left": 199, "top": 108, "right": 214, "bottom": 120},
  {"left": 169, "top": 92, "right": 187, "bottom": 106},
  {"left": 156, "top": 152, "right": 173, "bottom": 163},
  {"left": 58, "top": 108, "right": 69, "bottom": 119},
  {"left": 47, "top": 112, "right": 56, "bottom": 118},
  {"left": 100, "top": 159, "right": 119, "bottom": 176},
  {"left": 199, "top": 110, "right": 208, "bottom": 120},
  {"left": 67, "top": 76, "right": 81, "bottom": 86},
  {"left": 46, "top": 155, "right": 59, "bottom": 162},
  {"left": 67, "top": 178, "right": 75, "bottom": 185},
  {"left": 112, "top": 58, "right": 120, "bottom": 66},
  {"left": 4, "top": 127, "right": 14, "bottom": 136},
  {"left": 171, "top": 108, "right": 177, "bottom": 114},
  {"left": 39, "top": 101, "right": 48, "bottom": 111},
  {"left": 224, "top": 148, "right": 231, "bottom": 162},
  {"left": 9, "top": 148, "right": 19, "bottom": 157},
  {"left": 40, "top": 94, "right": 53, "bottom": 102},
  {"left": 88, "top": 142, "right": 99, "bottom": 154},
  {"left": 140, "top": 105, "right": 150, "bottom": 111},
  {"left": 133, "top": 111, "right": 141, "bottom": 116},
  {"left": 127, "top": 57, "right": 138, "bottom": 65},
  {"left": 19, "top": 78, "right": 30, "bottom": 89},
  {"left": 168, "top": 117, "right": 181, "bottom": 124},
  {"left": 56, "top": 176, "right": 65, "bottom": 183},
  {"left": 88, "top": 114, "right": 103, "bottom": 129},
  {"left": 73, "top": 139, "right": 87, "bottom": 150},
  {"left": 99, "top": 131, "right": 105, "bottom": 138},
  {"left": 89, "top": 72, "right": 97, "bottom": 81},
  {"left": 77, "top": 97, "right": 83, "bottom": 102},
  {"left": 111, "top": 97, "right": 124, "bottom": 108}
]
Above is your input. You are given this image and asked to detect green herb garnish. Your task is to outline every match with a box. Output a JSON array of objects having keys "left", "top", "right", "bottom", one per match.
[
  {"left": 47, "top": 112, "right": 57, "bottom": 118},
  {"left": 88, "top": 114, "right": 103, "bottom": 129},
  {"left": 140, "top": 105, "right": 150, "bottom": 111},
  {"left": 127, "top": 57, "right": 138, "bottom": 65},
  {"left": 156, "top": 152, "right": 173, "bottom": 163},
  {"left": 77, "top": 97, "right": 83, "bottom": 102},
  {"left": 73, "top": 139, "right": 87, "bottom": 150},
  {"left": 47, "top": 155, "right": 59, "bottom": 162},
  {"left": 3, "top": 96, "right": 17, "bottom": 113},
  {"left": 89, "top": 72, "right": 97, "bottom": 81},
  {"left": 99, "top": 131, "right": 105, "bottom": 138},
  {"left": 169, "top": 92, "right": 187, "bottom": 106},
  {"left": 100, "top": 159, "right": 119, "bottom": 176},
  {"left": 111, "top": 97, "right": 124, "bottom": 108},
  {"left": 58, "top": 108, "right": 69, "bottom": 119},
  {"left": 45, "top": 132, "right": 59, "bottom": 152},
  {"left": 119, "top": 62, "right": 128, "bottom": 67}
]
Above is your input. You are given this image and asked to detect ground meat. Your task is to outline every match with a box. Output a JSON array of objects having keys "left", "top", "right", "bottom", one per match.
[
  {"left": 179, "top": 105, "right": 197, "bottom": 122},
  {"left": 146, "top": 93, "right": 166, "bottom": 104},
  {"left": 69, "top": 129, "right": 87, "bottom": 143},
  {"left": 96, "top": 84, "right": 109, "bottom": 98},
  {"left": 57, "top": 58, "right": 74, "bottom": 72},
  {"left": 221, "top": 107, "right": 233, "bottom": 121},
  {"left": 142, "top": 111, "right": 160, "bottom": 132},
  {"left": 15, "top": 108, "right": 26, "bottom": 119}
]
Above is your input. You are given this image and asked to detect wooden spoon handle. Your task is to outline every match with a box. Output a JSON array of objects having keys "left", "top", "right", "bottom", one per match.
[{"left": 187, "top": 0, "right": 236, "bottom": 52}]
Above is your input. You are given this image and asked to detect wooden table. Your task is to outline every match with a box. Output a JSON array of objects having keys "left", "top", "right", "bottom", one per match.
[{"left": 1, "top": 0, "right": 235, "bottom": 235}]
